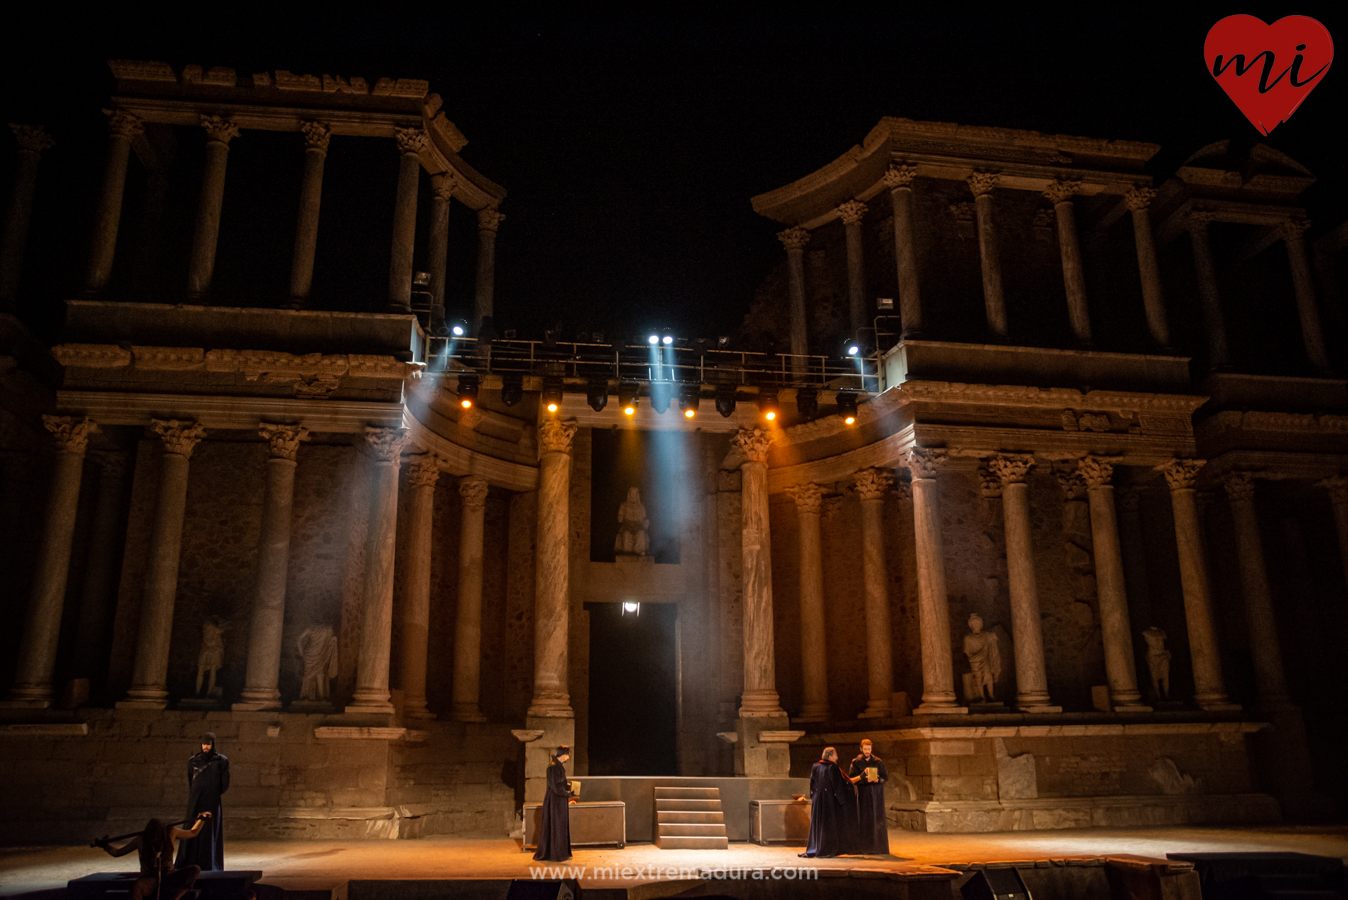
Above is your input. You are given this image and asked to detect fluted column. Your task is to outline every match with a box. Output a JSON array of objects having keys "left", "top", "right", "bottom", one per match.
[
  {"left": 855, "top": 468, "right": 895, "bottom": 718},
  {"left": 989, "top": 454, "right": 1059, "bottom": 712},
  {"left": 400, "top": 455, "right": 440, "bottom": 720},
  {"left": 1185, "top": 209, "right": 1231, "bottom": 369},
  {"left": 838, "top": 200, "right": 868, "bottom": 336},
  {"left": 968, "top": 172, "right": 1007, "bottom": 338},
  {"left": 1124, "top": 187, "right": 1171, "bottom": 348},
  {"left": 1, "top": 125, "right": 54, "bottom": 310},
  {"left": 119, "top": 420, "right": 206, "bottom": 709},
  {"left": 345, "top": 426, "right": 408, "bottom": 715},
  {"left": 733, "top": 428, "right": 784, "bottom": 716},
  {"left": 907, "top": 448, "right": 965, "bottom": 713},
  {"left": 84, "top": 111, "right": 142, "bottom": 295},
  {"left": 2, "top": 417, "right": 96, "bottom": 707},
  {"left": 287, "top": 122, "right": 330, "bottom": 309},
  {"left": 778, "top": 226, "right": 810, "bottom": 378},
  {"left": 1160, "top": 458, "right": 1238, "bottom": 710},
  {"left": 1078, "top": 456, "right": 1149, "bottom": 710},
  {"left": 452, "top": 476, "right": 490, "bottom": 721},
  {"left": 427, "top": 175, "right": 455, "bottom": 334},
  {"left": 530, "top": 418, "right": 577, "bottom": 716},
  {"left": 70, "top": 450, "right": 129, "bottom": 682},
  {"left": 1281, "top": 218, "right": 1332, "bottom": 374},
  {"left": 883, "top": 165, "right": 922, "bottom": 338},
  {"left": 1320, "top": 476, "right": 1348, "bottom": 593},
  {"left": 185, "top": 116, "right": 240, "bottom": 301},
  {"left": 787, "top": 483, "right": 828, "bottom": 721},
  {"left": 1044, "top": 180, "right": 1091, "bottom": 345},
  {"left": 1221, "top": 472, "right": 1290, "bottom": 706},
  {"left": 235, "top": 424, "right": 308, "bottom": 711},
  {"left": 474, "top": 207, "right": 504, "bottom": 328}
]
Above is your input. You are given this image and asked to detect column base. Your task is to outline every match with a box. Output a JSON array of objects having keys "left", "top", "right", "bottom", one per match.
[
  {"left": 231, "top": 697, "right": 281, "bottom": 712},
  {"left": 118, "top": 687, "right": 168, "bottom": 710},
  {"left": 0, "top": 698, "right": 52, "bottom": 709},
  {"left": 345, "top": 690, "right": 396, "bottom": 715},
  {"left": 116, "top": 698, "right": 168, "bottom": 710},
  {"left": 915, "top": 703, "right": 969, "bottom": 715},
  {"left": 797, "top": 703, "right": 829, "bottom": 721},
  {"left": 524, "top": 715, "right": 574, "bottom": 805},
  {"left": 1, "top": 684, "right": 54, "bottom": 707},
  {"left": 450, "top": 703, "right": 486, "bottom": 723},
  {"left": 734, "top": 714, "right": 793, "bottom": 777},
  {"left": 738, "top": 688, "right": 785, "bottom": 718},
  {"left": 858, "top": 704, "right": 892, "bottom": 719},
  {"left": 1113, "top": 703, "right": 1154, "bottom": 713},
  {"left": 1196, "top": 700, "right": 1243, "bottom": 712},
  {"left": 1018, "top": 705, "right": 1064, "bottom": 714},
  {"left": 404, "top": 704, "right": 436, "bottom": 721}
]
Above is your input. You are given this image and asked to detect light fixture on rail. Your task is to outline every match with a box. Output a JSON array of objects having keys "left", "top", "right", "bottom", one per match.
[
  {"left": 457, "top": 374, "right": 479, "bottom": 409},
  {"left": 648, "top": 333, "right": 660, "bottom": 345},
  {"left": 680, "top": 384, "right": 701, "bottom": 419},
  {"left": 618, "top": 381, "right": 640, "bottom": 416},
  {"left": 586, "top": 378, "right": 609, "bottom": 412},
  {"left": 715, "top": 388, "right": 737, "bottom": 418},
  {"left": 500, "top": 373, "right": 523, "bottom": 406},
  {"left": 836, "top": 391, "right": 859, "bottom": 425},
  {"left": 650, "top": 380, "right": 674, "bottom": 414},
  {"left": 450, "top": 318, "right": 468, "bottom": 338},
  {"left": 796, "top": 388, "right": 819, "bottom": 419},
  {"left": 845, "top": 337, "right": 861, "bottom": 357},
  {"left": 541, "top": 377, "right": 564, "bottom": 414},
  {"left": 662, "top": 331, "right": 674, "bottom": 346},
  {"left": 758, "top": 391, "right": 779, "bottom": 422}
]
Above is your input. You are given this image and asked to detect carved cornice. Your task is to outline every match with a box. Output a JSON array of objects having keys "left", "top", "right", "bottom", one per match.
[
  {"left": 459, "top": 475, "right": 489, "bottom": 508},
  {"left": 200, "top": 114, "right": 241, "bottom": 144},
  {"left": 967, "top": 171, "right": 999, "bottom": 197},
  {"left": 10, "top": 124, "right": 54, "bottom": 154},
  {"left": 897, "top": 380, "right": 1207, "bottom": 414},
  {"left": 854, "top": 467, "right": 894, "bottom": 501},
  {"left": 988, "top": 453, "right": 1035, "bottom": 486},
  {"left": 151, "top": 419, "right": 206, "bottom": 458},
  {"left": 364, "top": 425, "right": 408, "bottom": 463},
  {"left": 905, "top": 447, "right": 946, "bottom": 480},
  {"left": 1078, "top": 454, "right": 1121, "bottom": 489},
  {"left": 1318, "top": 475, "right": 1348, "bottom": 506},
  {"left": 837, "top": 200, "right": 867, "bottom": 225},
  {"left": 777, "top": 226, "right": 810, "bottom": 251},
  {"left": 299, "top": 121, "right": 331, "bottom": 152},
  {"left": 394, "top": 127, "right": 427, "bottom": 155},
  {"left": 1042, "top": 179, "right": 1081, "bottom": 204},
  {"left": 1221, "top": 469, "right": 1256, "bottom": 502},
  {"left": 892, "top": 477, "right": 912, "bottom": 501},
  {"left": 43, "top": 415, "right": 96, "bottom": 454},
  {"left": 1124, "top": 187, "right": 1156, "bottom": 212},
  {"left": 538, "top": 418, "right": 577, "bottom": 455},
  {"left": 259, "top": 423, "right": 309, "bottom": 461},
  {"left": 786, "top": 482, "right": 824, "bottom": 515},
  {"left": 477, "top": 206, "right": 505, "bottom": 232},
  {"left": 406, "top": 454, "right": 442, "bottom": 488},
  {"left": 1159, "top": 458, "right": 1206, "bottom": 491},
  {"left": 882, "top": 164, "right": 917, "bottom": 189},
  {"left": 107, "top": 110, "right": 144, "bottom": 138},
  {"left": 732, "top": 428, "right": 774, "bottom": 465}
]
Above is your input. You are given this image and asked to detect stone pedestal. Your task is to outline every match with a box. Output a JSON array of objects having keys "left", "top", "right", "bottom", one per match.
[
  {"left": 884, "top": 165, "right": 922, "bottom": 337},
  {"left": 522, "top": 715, "right": 575, "bottom": 804},
  {"left": 186, "top": 116, "right": 240, "bottom": 301},
  {"left": 734, "top": 714, "right": 794, "bottom": 777}
]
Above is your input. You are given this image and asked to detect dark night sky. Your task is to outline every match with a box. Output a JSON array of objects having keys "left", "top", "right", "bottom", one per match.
[{"left": 1, "top": 7, "right": 1344, "bottom": 342}]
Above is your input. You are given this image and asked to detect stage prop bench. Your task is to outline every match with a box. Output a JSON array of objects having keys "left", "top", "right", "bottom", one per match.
[
  {"left": 750, "top": 799, "right": 810, "bottom": 845},
  {"left": 522, "top": 801, "right": 626, "bottom": 850}
]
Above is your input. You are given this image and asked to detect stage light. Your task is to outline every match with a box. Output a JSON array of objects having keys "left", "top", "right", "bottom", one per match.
[
  {"left": 715, "top": 388, "right": 736, "bottom": 418},
  {"left": 836, "top": 391, "right": 858, "bottom": 425},
  {"left": 796, "top": 388, "right": 819, "bottom": 418},
  {"left": 680, "top": 385, "right": 701, "bottom": 419},
  {"left": 457, "top": 374, "right": 479, "bottom": 409},
  {"left": 650, "top": 381, "right": 674, "bottom": 414},
  {"left": 541, "top": 377, "right": 563, "bottom": 414},
  {"left": 662, "top": 335, "right": 673, "bottom": 346},
  {"left": 758, "top": 391, "right": 779, "bottom": 422},
  {"left": 450, "top": 318, "right": 468, "bottom": 338},
  {"left": 846, "top": 340, "right": 860, "bottom": 357},
  {"left": 586, "top": 379, "right": 608, "bottom": 412},
  {"left": 500, "top": 373, "right": 523, "bottom": 406},
  {"left": 648, "top": 334, "right": 659, "bottom": 345},
  {"left": 618, "top": 381, "right": 639, "bottom": 415},
  {"left": 622, "top": 601, "right": 640, "bottom": 616}
]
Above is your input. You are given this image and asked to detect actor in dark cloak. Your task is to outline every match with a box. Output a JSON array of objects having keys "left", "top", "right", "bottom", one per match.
[
  {"left": 533, "top": 745, "right": 573, "bottom": 862},
  {"left": 799, "top": 747, "right": 859, "bottom": 858},
  {"left": 96, "top": 814, "right": 210, "bottom": 900},
  {"left": 848, "top": 739, "right": 890, "bottom": 855},
  {"left": 176, "top": 733, "right": 229, "bottom": 871}
]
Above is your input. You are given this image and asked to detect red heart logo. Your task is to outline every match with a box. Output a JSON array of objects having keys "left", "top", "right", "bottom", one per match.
[{"left": 1204, "top": 15, "right": 1333, "bottom": 135}]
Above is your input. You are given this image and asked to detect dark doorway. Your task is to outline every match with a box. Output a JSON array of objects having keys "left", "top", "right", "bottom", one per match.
[{"left": 586, "top": 601, "right": 678, "bottom": 775}]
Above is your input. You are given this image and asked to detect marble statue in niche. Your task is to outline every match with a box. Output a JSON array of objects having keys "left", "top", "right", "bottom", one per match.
[
  {"left": 195, "top": 618, "right": 228, "bottom": 697},
  {"left": 614, "top": 486, "right": 649, "bottom": 557},
  {"left": 298, "top": 624, "right": 339, "bottom": 702},
  {"left": 963, "top": 614, "right": 1001, "bottom": 703},
  {"left": 1142, "top": 626, "right": 1171, "bottom": 700}
]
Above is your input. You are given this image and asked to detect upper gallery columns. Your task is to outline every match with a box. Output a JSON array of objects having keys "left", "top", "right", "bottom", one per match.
[
  {"left": 778, "top": 226, "right": 810, "bottom": 378},
  {"left": 1043, "top": 179, "right": 1091, "bottom": 346},
  {"left": 838, "top": 199, "right": 869, "bottom": 336},
  {"left": 967, "top": 172, "right": 1007, "bottom": 339},
  {"left": 1123, "top": 187, "right": 1171, "bottom": 348},
  {"left": 0, "top": 124, "right": 54, "bottom": 311},
  {"left": 287, "top": 121, "right": 331, "bottom": 309},
  {"left": 883, "top": 164, "right": 923, "bottom": 338}
]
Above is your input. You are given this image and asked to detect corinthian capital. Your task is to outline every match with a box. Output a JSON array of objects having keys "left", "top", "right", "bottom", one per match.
[
  {"left": 43, "top": 415, "right": 97, "bottom": 454},
  {"left": 200, "top": 115, "right": 241, "bottom": 144},
  {"left": 905, "top": 447, "right": 946, "bottom": 480},
  {"left": 259, "top": 423, "right": 309, "bottom": 461},
  {"left": 882, "top": 164, "right": 917, "bottom": 189},
  {"left": 394, "top": 127, "right": 428, "bottom": 155},
  {"left": 478, "top": 206, "right": 505, "bottom": 232},
  {"left": 459, "top": 475, "right": 490, "bottom": 508},
  {"left": 10, "top": 124, "right": 54, "bottom": 154},
  {"left": 1056, "top": 468, "right": 1087, "bottom": 500},
  {"left": 854, "top": 468, "right": 894, "bottom": 501},
  {"left": 363, "top": 425, "right": 408, "bottom": 463},
  {"left": 732, "top": 428, "right": 774, "bottom": 465},
  {"left": 1042, "top": 179, "right": 1081, "bottom": 204},
  {"left": 1318, "top": 475, "right": 1348, "bottom": 506},
  {"left": 406, "top": 454, "right": 442, "bottom": 488},
  {"left": 151, "top": 419, "right": 206, "bottom": 458},
  {"left": 1184, "top": 207, "right": 1217, "bottom": 229},
  {"left": 837, "top": 200, "right": 867, "bottom": 225},
  {"left": 538, "top": 418, "right": 577, "bottom": 455},
  {"left": 432, "top": 173, "right": 458, "bottom": 202},
  {"left": 978, "top": 462, "right": 1002, "bottom": 499},
  {"left": 1279, "top": 217, "right": 1311, "bottom": 243},
  {"left": 1078, "top": 454, "right": 1122, "bottom": 489},
  {"left": 1159, "top": 458, "right": 1206, "bottom": 491},
  {"left": 786, "top": 482, "right": 824, "bottom": 515},
  {"left": 1220, "top": 469, "right": 1256, "bottom": 502},
  {"left": 1123, "top": 187, "right": 1156, "bottom": 211},
  {"left": 107, "top": 110, "right": 144, "bottom": 138},
  {"left": 988, "top": 454, "right": 1035, "bottom": 486},
  {"left": 967, "top": 171, "right": 999, "bottom": 197},
  {"left": 777, "top": 226, "right": 810, "bottom": 251},
  {"left": 299, "top": 121, "right": 331, "bottom": 152}
]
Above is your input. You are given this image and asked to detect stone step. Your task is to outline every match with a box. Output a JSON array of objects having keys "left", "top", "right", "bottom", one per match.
[
  {"left": 657, "top": 811, "right": 725, "bottom": 824},
  {"left": 655, "top": 798, "right": 722, "bottom": 811},
  {"left": 658, "top": 823, "right": 727, "bottom": 837},
  {"left": 653, "top": 786, "right": 721, "bottom": 800},
  {"left": 656, "top": 835, "right": 729, "bottom": 850}
]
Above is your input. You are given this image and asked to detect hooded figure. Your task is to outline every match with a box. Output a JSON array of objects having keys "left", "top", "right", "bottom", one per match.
[
  {"left": 533, "top": 745, "right": 573, "bottom": 862},
  {"left": 175, "top": 733, "right": 229, "bottom": 871},
  {"left": 799, "top": 747, "right": 859, "bottom": 858}
]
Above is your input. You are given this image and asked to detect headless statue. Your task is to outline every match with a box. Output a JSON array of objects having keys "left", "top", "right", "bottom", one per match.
[
  {"left": 298, "top": 625, "right": 339, "bottom": 702},
  {"left": 1142, "top": 626, "right": 1171, "bottom": 700},
  {"left": 963, "top": 614, "right": 1000, "bottom": 702},
  {"left": 195, "top": 619, "right": 228, "bottom": 696},
  {"left": 614, "top": 486, "right": 650, "bottom": 556}
]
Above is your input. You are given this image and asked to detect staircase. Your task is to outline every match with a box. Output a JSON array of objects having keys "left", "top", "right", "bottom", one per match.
[{"left": 654, "top": 786, "right": 729, "bottom": 849}]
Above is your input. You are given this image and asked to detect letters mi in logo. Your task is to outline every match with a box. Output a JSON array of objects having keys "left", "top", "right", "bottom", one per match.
[{"left": 1204, "top": 15, "right": 1333, "bottom": 135}]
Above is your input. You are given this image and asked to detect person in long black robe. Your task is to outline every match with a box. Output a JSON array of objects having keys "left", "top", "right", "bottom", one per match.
[
  {"left": 799, "top": 747, "right": 859, "bottom": 858},
  {"left": 533, "top": 745, "right": 573, "bottom": 862},
  {"left": 848, "top": 740, "right": 890, "bottom": 855},
  {"left": 176, "top": 733, "right": 229, "bottom": 871}
]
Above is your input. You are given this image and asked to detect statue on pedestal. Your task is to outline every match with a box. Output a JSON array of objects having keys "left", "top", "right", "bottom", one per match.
[
  {"left": 614, "top": 486, "right": 649, "bottom": 557},
  {"left": 1142, "top": 626, "right": 1171, "bottom": 700},
  {"left": 963, "top": 614, "right": 1000, "bottom": 702},
  {"left": 195, "top": 618, "right": 228, "bottom": 697},
  {"left": 297, "top": 625, "right": 339, "bottom": 702}
]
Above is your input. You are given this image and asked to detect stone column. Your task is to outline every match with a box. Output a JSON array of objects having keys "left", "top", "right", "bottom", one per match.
[
  {"left": 345, "top": 426, "right": 408, "bottom": 715},
  {"left": 1044, "top": 180, "right": 1091, "bottom": 345},
  {"left": 1159, "top": 458, "right": 1238, "bottom": 711},
  {"left": 1221, "top": 471, "right": 1290, "bottom": 705},
  {"left": 1078, "top": 456, "right": 1149, "bottom": 710},
  {"left": 1185, "top": 209, "right": 1231, "bottom": 369},
  {"left": 119, "top": 420, "right": 206, "bottom": 709},
  {"left": 968, "top": 172, "right": 1007, "bottom": 338},
  {"left": 70, "top": 450, "right": 129, "bottom": 681},
  {"left": 530, "top": 418, "right": 577, "bottom": 717},
  {"left": 0, "top": 125, "right": 54, "bottom": 310},
  {"left": 387, "top": 128, "right": 426, "bottom": 313},
  {"left": 287, "top": 121, "right": 330, "bottom": 309},
  {"left": 838, "top": 200, "right": 868, "bottom": 337},
  {"left": 400, "top": 455, "right": 440, "bottom": 720},
  {"left": 787, "top": 483, "right": 828, "bottom": 721},
  {"left": 234, "top": 424, "right": 308, "bottom": 711},
  {"left": 884, "top": 165, "right": 922, "bottom": 338},
  {"left": 907, "top": 448, "right": 965, "bottom": 713},
  {"left": 427, "top": 175, "right": 455, "bottom": 334},
  {"left": 474, "top": 207, "right": 504, "bottom": 328},
  {"left": 778, "top": 226, "right": 810, "bottom": 378},
  {"left": 1124, "top": 187, "right": 1171, "bottom": 348},
  {"left": 1281, "top": 218, "right": 1332, "bottom": 374},
  {"left": 185, "top": 116, "right": 240, "bottom": 301},
  {"left": 1320, "top": 476, "right": 1348, "bottom": 594},
  {"left": 855, "top": 468, "right": 895, "bottom": 718},
  {"left": 733, "top": 428, "right": 784, "bottom": 717},
  {"left": 1115, "top": 487, "right": 1154, "bottom": 633},
  {"left": 1, "top": 416, "right": 95, "bottom": 707},
  {"left": 84, "top": 111, "right": 142, "bottom": 295},
  {"left": 989, "top": 454, "right": 1059, "bottom": 712},
  {"left": 452, "top": 476, "right": 490, "bottom": 721}
]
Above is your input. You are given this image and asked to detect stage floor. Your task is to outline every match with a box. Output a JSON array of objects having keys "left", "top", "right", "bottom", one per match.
[{"left": 3, "top": 826, "right": 1346, "bottom": 897}]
